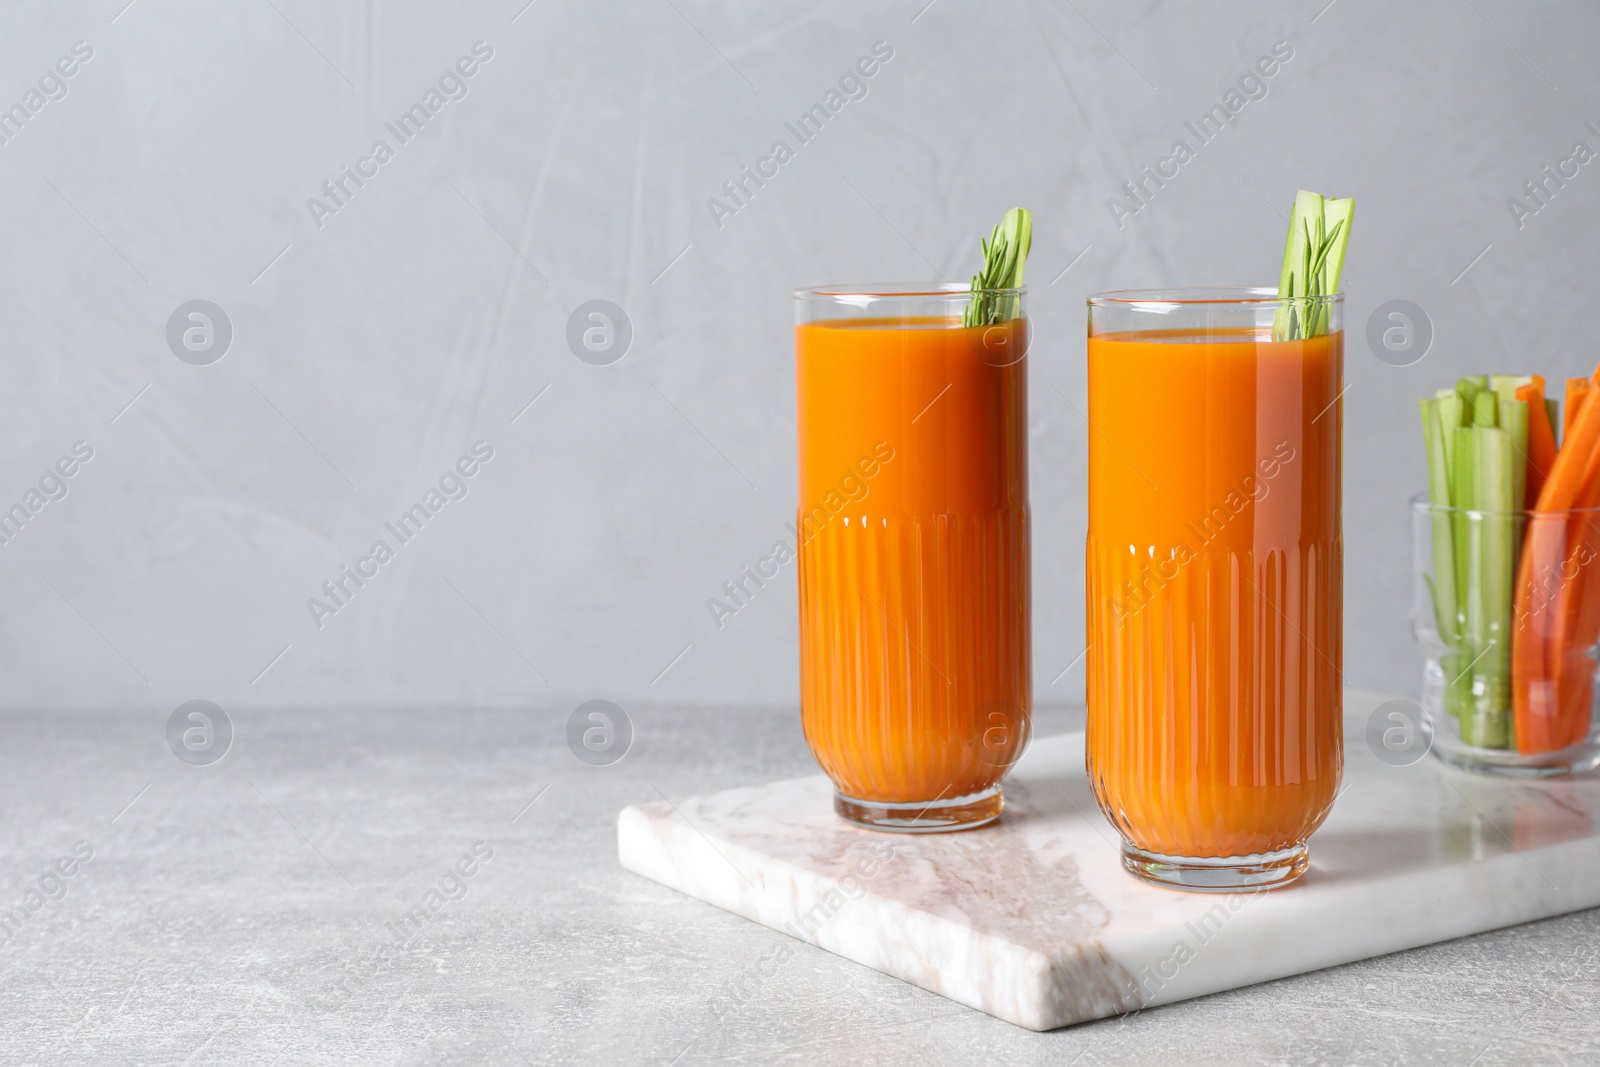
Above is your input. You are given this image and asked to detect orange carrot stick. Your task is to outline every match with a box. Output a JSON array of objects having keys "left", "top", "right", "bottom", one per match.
[
  {"left": 1513, "top": 377, "right": 1562, "bottom": 735},
  {"left": 1565, "top": 378, "right": 1590, "bottom": 441},
  {"left": 1535, "top": 370, "right": 1600, "bottom": 513},
  {"left": 1556, "top": 516, "right": 1600, "bottom": 750},
  {"left": 1550, "top": 471, "right": 1600, "bottom": 747},
  {"left": 1550, "top": 415, "right": 1600, "bottom": 751},
  {"left": 1518, "top": 379, "right": 1558, "bottom": 507},
  {"left": 1515, "top": 362, "right": 1600, "bottom": 753}
]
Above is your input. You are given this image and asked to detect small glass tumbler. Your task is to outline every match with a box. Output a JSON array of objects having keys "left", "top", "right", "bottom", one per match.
[
  {"left": 1410, "top": 494, "right": 1600, "bottom": 776},
  {"left": 794, "top": 283, "right": 1032, "bottom": 832}
]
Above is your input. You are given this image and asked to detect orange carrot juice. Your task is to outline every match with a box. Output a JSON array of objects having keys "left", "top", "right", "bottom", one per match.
[
  {"left": 1086, "top": 300, "right": 1343, "bottom": 887},
  {"left": 796, "top": 297, "right": 1030, "bottom": 831}
]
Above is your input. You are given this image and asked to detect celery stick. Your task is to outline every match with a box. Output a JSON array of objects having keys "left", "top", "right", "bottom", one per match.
[
  {"left": 1437, "top": 391, "right": 1465, "bottom": 482},
  {"left": 1315, "top": 197, "right": 1354, "bottom": 335},
  {"left": 1437, "top": 389, "right": 1465, "bottom": 416},
  {"left": 1273, "top": 191, "right": 1324, "bottom": 340},
  {"left": 1450, "top": 425, "right": 1478, "bottom": 721},
  {"left": 1547, "top": 397, "right": 1561, "bottom": 448},
  {"left": 1455, "top": 379, "right": 1484, "bottom": 420},
  {"left": 1472, "top": 389, "right": 1498, "bottom": 427},
  {"left": 1271, "top": 190, "right": 1353, "bottom": 340},
  {"left": 1436, "top": 391, "right": 1464, "bottom": 664},
  {"left": 1462, "top": 374, "right": 1490, "bottom": 394},
  {"left": 1450, "top": 422, "right": 1476, "bottom": 586},
  {"left": 1465, "top": 427, "right": 1514, "bottom": 748},
  {"left": 1420, "top": 399, "right": 1459, "bottom": 645},
  {"left": 1499, "top": 396, "right": 1529, "bottom": 563},
  {"left": 1491, "top": 374, "right": 1531, "bottom": 407},
  {"left": 964, "top": 208, "right": 1032, "bottom": 326}
]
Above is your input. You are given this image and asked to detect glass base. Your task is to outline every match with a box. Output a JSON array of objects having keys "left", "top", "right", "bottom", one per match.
[
  {"left": 1121, "top": 842, "right": 1309, "bottom": 892},
  {"left": 1431, "top": 742, "right": 1600, "bottom": 779},
  {"left": 833, "top": 785, "right": 1002, "bottom": 833}
]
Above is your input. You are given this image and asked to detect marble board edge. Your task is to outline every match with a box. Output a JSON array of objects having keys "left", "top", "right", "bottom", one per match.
[
  {"left": 617, "top": 799, "right": 1091, "bottom": 1030},
  {"left": 617, "top": 733, "right": 1600, "bottom": 1030}
]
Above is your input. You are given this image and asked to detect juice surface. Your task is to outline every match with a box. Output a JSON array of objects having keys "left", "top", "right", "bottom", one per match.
[
  {"left": 796, "top": 316, "right": 1031, "bottom": 804},
  {"left": 1086, "top": 327, "right": 1343, "bottom": 858}
]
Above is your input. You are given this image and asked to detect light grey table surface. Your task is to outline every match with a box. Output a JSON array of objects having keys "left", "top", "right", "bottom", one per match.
[{"left": 2, "top": 704, "right": 1596, "bottom": 1066}]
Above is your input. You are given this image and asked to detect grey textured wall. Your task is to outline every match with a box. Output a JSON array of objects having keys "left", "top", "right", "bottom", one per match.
[{"left": 1, "top": 0, "right": 1596, "bottom": 713}]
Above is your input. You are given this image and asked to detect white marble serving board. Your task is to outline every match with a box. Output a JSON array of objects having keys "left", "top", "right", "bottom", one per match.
[{"left": 618, "top": 691, "right": 1600, "bottom": 1030}]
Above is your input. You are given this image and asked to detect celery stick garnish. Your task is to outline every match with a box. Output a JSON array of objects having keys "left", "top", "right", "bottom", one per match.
[
  {"left": 1271, "top": 190, "right": 1354, "bottom": 341},
  {"left": 963, "top": 208, "right": 1032, "bottom": 327}
]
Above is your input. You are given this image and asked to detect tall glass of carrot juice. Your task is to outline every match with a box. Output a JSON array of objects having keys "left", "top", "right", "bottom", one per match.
[
  {"left": 795, "top": 284, "right": 1031, "bottom": 831},
  {"left": 1086, "top": 288, "right": 1343, "bottom": 890}
]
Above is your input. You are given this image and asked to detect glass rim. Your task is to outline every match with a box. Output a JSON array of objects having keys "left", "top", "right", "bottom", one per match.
[
  {"left": 1086, "top": 286, "right": 1343, "bottom": 308},
  {"left": 1408, "top": 491, "right": 1600, "bottom": 518},
  {"left": 795, "top": 282, "right": 1026, "bottom": 300}
]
